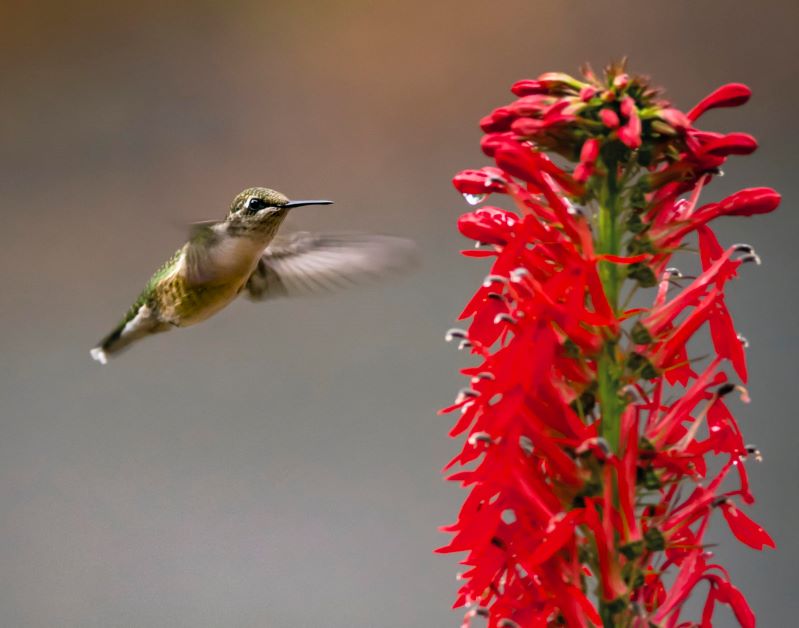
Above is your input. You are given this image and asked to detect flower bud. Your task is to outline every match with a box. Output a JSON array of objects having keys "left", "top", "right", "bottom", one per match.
[
  {"left": 687, "top": 83, "right": 752, "bottom": 121},
  {"left": 599, "top": 108, "right": 620, "bottom": 128}
]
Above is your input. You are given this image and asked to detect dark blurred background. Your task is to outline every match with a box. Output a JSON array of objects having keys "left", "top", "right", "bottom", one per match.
[{"left": 0, "top": 1, "right": 796, "bottom": 626}]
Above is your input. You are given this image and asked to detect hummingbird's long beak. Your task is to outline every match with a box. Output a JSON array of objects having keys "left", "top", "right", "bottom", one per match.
[{"left": 284, "top": 200, "right": 334, "bottom": 209}]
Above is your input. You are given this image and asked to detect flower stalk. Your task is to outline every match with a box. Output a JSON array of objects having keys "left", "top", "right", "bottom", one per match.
[
  {"left": 597, "top": 167, "right": 624, "bottom": 455},
  {"left": 439, "top": 62, "right": 778, "bottom": 627}
]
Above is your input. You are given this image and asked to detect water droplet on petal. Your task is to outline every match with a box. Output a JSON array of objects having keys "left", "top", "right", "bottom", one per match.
[
  {"left": 463, "top": 193, "right": 487, "bottom": 206},
  {"left": 737, "top": 333, "right": 750, "bottom": 348}
]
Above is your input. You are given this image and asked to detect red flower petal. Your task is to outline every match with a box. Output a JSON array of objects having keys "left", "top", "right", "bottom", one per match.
[
  {"left": 480, "top": 132, "right": 516, "bottom": 157},
  {"left": 718, "top": 187, "right": 781, "bottom": 216},
  {"left": 480, "top": 106, "right": 515, "bottom": 133},
  {"left": 659, "top": 107, "right": 691, "bottom": 130},
  {"left": 720, "top": 502, "right": 776, "bottom": 550},
  {"left": 457, "top": 207, "right": 519, "bottom": 245},
  {"left": 452, "top": 167, "right": 507, "bottom": 195},
  {"left": 713, "top": 578, "right": 756, "bottom": 628},
  {"left": 511, "top": 79, "right": 548, "bottom": 96},
  {"left": 687, "top": 83, "right": 752, "bottom": 121},
  {"left": 696, "top": 132, "right": 758, "bottom": 157},
  {"left": 574, "top": 138, "right": 600, "bottom": 182}
]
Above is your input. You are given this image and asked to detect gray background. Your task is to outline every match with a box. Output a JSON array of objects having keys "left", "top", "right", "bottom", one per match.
[{"left": 1, "top": 1, "right": 796, "bottom": 626}]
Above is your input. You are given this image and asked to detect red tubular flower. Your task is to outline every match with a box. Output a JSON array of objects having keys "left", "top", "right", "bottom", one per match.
[
  {"left": 574, "top": 138, "right": 600, "bottom": 182},
  {"left": 687, "top": 83, "right": 752, "bottom": 121},
  {"left": 440, "top": 62, "right": 777, "bottom": 628}
]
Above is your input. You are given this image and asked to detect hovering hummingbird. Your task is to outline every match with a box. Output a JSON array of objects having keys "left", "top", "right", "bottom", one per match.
[{"left": 91, "top": 187, "right": 415, "bottom": 364}]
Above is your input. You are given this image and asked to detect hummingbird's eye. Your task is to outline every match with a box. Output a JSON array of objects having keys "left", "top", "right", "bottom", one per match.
[{"left": 246, "top": 197, "right": 268, "bottom": 213}]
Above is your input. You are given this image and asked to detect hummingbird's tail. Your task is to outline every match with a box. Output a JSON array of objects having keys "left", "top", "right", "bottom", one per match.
[{"left": 91, "top": 304, "right": 171, "bottom": 364}]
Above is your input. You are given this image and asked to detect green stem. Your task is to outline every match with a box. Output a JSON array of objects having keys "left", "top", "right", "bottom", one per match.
[
  {"left": 597, "top": 347, "right": 621, "bottom": 451},
  {"left": 596, "top": 161, "right": 626, "bottom": 627},
  {"left": 597, "top": 162, "right": 623, "bottom": 453}
]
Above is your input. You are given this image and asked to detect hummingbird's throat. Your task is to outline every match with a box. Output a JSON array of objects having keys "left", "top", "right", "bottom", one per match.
[{"left": 227, "top": 214, "right": 285, "bottom": 240}]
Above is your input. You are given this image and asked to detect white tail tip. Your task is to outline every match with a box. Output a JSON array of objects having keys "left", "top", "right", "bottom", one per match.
[{"left": 90, "top": 347, "right": 108, "bottom": 365}]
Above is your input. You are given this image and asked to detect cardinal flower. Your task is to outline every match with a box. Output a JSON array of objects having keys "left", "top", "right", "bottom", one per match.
[{"left": 440, "top": 61, "right": 778, "bottom": 628}]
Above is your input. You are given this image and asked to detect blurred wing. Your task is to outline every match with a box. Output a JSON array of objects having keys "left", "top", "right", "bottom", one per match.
[
  {"left": 183, "top": 221, "right": 224, "bottom": 284},
  {"left": 243, "top": 232, "right": 416, "bottom": 301}
]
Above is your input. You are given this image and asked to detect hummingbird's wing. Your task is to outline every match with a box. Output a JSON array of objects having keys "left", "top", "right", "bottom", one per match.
[
  {"left": 243, "top": 232, "right": 416, "bottom": 301},
  {"left": 183, "top": 221, "right": 224, "bottom": 284}
]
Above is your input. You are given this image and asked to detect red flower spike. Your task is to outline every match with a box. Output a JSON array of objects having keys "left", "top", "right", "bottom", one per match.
[{"left": 442, "top": 64, "right": 775, "bottom": 628}]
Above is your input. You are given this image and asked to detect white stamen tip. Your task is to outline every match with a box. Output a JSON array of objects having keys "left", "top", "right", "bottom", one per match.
[{"left": 90, "top": 348, "right": 108, "bottom": 365}]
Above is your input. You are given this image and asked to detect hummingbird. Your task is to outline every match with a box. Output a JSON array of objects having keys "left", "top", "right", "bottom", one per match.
[{"left": 91, "top": 187, "right": 415, "bottom": 364}]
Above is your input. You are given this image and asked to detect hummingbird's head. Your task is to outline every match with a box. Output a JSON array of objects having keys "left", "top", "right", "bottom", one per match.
[{"left": 226, "top": 187, "right": 333, "bottom": 236}]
